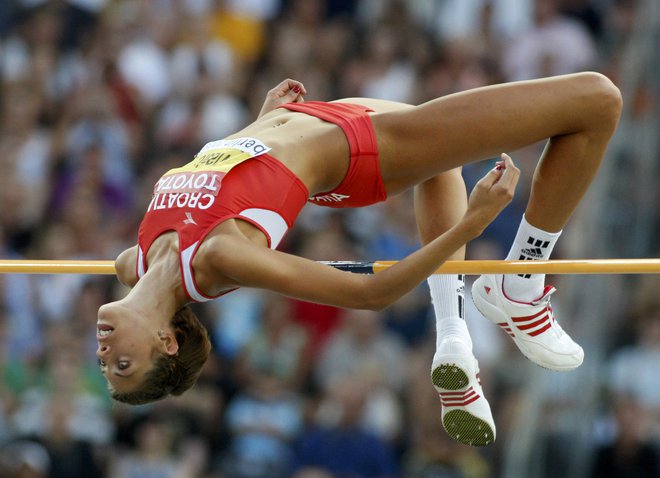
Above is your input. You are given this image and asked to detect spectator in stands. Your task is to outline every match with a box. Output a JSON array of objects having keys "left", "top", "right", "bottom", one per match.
[
  {"left": 314, "top": 308, "right": 407, "bottom": 442},
  {"left": 589, "top": 393, "right": 660, "bottom": 478},
  {"left": 108, "top": 412, "right": 206, "bottom": 478},
  {"left": 606, "top": 275, "right": 660, "bottom": 438},
  {"left": 503, "top": 0, "right": 596, "bottom": 80},
  {"left": 295, "top": 378, "right": 398, "bottom": 478},
  {"left": 222, "top": 361, "right": 303, "bottom": 478}
]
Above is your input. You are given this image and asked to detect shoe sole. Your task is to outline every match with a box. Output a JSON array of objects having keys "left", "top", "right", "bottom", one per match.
[
  {"left": 432, "top": 361, "right": 495, "bottom": 446},
  {"left": 472, "top": 279, "right": 581, "bottom": 372},
  {"left": 443, "top": 409, "right": 495, "bottom": 447},
  {"left": 432, "top": 363, "right": 469, "bottom": 390}
]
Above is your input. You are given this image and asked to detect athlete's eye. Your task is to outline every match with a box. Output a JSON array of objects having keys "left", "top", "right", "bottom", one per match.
[{"left": 118, "top": 361, "right": 130, "bottom": 370}]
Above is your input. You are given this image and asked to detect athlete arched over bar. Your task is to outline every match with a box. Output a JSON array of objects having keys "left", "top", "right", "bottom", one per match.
[{"left": 97, "top": 74, "right": 622, "bottom": 446}]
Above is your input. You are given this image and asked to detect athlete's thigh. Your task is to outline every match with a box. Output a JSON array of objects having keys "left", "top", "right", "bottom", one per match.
[{"left": 371, "top": 73, "right": 608, "bottom": 194}]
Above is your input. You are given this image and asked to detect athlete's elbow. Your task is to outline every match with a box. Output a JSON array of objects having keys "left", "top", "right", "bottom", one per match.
[
  {"left": 366, "top": 299, "right": 391, "bottom": 312},
  {"left": 341, "top": 276, "right": 397, "bottom": 311},
  {"left": 354, "top": 287, "right": 395, "bottom": 312},
  {"left": 354, "top": 298, "right": 389, "bottom": 312}
]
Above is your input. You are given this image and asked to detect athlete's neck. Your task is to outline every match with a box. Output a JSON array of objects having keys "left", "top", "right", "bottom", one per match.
[{"left": 121, "top": 252, "right": 187, "bottom": 322}]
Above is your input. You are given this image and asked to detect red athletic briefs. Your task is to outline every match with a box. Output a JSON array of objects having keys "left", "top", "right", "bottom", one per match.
[
  {"left": 137, "top": 102, "right": 387, "bottom": 303},
  {"left": 279, "top": 101, "right": 387, "bottom": 208}
]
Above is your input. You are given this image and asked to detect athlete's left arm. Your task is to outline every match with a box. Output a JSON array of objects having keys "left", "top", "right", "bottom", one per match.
[
  {"left": 257, "top": 79, "right": 307, "bottom": 118},
  {"left": 210, "top": 155, "right": 519, "bottom": 310},
  {"left": 206, "top": 222, "right": 475, "bottom": 311},
  {"left": 207, "top": 235, "right": 376, "bottom": 309}
]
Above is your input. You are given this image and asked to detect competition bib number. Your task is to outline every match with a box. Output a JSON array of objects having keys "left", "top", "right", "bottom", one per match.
[
  {"left": 147, "top": 137, "right": 271, "bottom": 212},
  {"left": 166, "top": 137, "right": 271, "bottom": 175}
]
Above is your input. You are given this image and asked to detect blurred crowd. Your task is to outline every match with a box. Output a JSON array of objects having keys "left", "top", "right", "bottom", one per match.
[{"left": 0, "top": 0, "right": 658, "bottom": 477}]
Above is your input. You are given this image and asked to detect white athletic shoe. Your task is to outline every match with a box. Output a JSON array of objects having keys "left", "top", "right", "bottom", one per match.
[
  {"left": 431, "top": 338, "right": 496, "bottom": 446},
  {"left": 472, "top": 274, "right": 584, "bottom": 371}
]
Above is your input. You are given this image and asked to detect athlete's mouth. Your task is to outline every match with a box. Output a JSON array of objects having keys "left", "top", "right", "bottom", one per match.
[{"left": 97, "top": 324, "right": 114, "bottom": 339}]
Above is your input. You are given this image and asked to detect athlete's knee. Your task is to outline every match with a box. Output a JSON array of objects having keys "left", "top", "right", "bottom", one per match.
[
  {"left": 575, "top": 72, "right": 623, "bottom": 129},
  {"left": 419, "top": 168, "right": 466, "bottom": 192},
  {"left": 438, "top": 166, "right": 464, "bottom": 182}
]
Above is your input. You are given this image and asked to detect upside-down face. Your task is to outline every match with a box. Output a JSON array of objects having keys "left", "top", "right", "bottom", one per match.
[{"left": 96, "top": 302, "right": 171, "bottom": 394}]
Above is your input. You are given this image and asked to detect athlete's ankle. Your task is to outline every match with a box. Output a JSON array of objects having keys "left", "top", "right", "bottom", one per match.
[
  {"left": 503, "top": 214, "right": 561, "bottom": 302},
  {"left": 502, "top": 274, "right": 544, "bottom": 303},
  {"left": 436, "top": 317, "right": 473, "bottom": 352},
  {"left": 436, "top": 333, "right": 472, "bottom": 356}
]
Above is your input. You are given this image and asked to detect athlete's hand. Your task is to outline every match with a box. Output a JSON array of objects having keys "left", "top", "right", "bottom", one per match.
[
  {"left": 463, "top": 153, "right": 520, "bottom": 236},
  {"left": 258, "top": 79, "right": 307, "bottom": 118}
]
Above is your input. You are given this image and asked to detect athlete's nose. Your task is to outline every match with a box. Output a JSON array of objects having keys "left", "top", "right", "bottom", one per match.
[{"left": 96, "top": 344, "right": 110, "bottom": 358}]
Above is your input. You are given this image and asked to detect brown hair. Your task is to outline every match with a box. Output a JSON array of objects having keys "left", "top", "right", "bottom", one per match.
[{"left": 110, "top": 306, "right": 212, "bottom": 405}]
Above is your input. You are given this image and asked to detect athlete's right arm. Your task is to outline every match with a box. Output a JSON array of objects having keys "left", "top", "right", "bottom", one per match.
[
  {"left": 209, "top": 156, "right": 519, "bottom": 310},
  {"left": 257, "top": 79, "right": 307, "bottom": 118},
  {"left": 115, "top": 245, "right": 139, "bottom": 287}
]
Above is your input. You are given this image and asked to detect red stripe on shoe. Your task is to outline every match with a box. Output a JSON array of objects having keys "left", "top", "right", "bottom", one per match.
[
  {"left": 497, "top": 323, "right": 516, "bottom": 337},
  {"left": 439, "top": 387, "right": 475, "bottom": 397},
  {"left": 512, "top": 308, "right": 547, "bottom": 322},
  {"left": 516, "top": 313, "right": 549, "bottom": 331},
  {"left": 438, "top": 387, "right": 474, "bottom": 398},
  {"left": 441, "top": 394, "right": 480, "bottom": 407},
  {"left": 528, "top": 321, "right": 552, "bottom": 337},
  {"left": 438, "top": 387, "right": 480, "bottom": 407},
  {"left": 444, "top": 388, "right": 476, "bottom": 398},
  {"left": 441, "top": 397, "right": 476, "bottom": 406}
]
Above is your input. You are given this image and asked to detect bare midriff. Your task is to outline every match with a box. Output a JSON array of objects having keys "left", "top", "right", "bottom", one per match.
[{"left": 225, "top": 108, "right": 351, "bottom": 195}]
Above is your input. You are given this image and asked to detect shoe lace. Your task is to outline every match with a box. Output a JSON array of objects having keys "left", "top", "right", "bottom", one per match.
[{"left": 530, "top": 285, "right": 556, "bottom": 306}]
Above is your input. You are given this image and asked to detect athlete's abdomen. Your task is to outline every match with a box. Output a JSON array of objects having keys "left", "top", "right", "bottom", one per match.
[{"left": 226, "top": 108, "right": 350, "bottom": 194}]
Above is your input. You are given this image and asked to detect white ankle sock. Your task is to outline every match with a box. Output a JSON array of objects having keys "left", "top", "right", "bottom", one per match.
[
  {"left": 503, "top": 215, "right": 561, "bottom": 302},
  {"left": 427, "top": 274, "right": 472, "bottom": 351}
]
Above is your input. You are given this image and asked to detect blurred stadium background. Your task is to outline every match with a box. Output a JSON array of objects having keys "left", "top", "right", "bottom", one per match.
[{"left": 0, "top": 0, "right": 658, "bottom": 477}]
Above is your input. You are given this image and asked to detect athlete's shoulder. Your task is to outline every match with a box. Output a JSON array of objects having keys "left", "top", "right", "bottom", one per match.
[{"left": 115, "top": 245, "right": 139, "bottom": 287}]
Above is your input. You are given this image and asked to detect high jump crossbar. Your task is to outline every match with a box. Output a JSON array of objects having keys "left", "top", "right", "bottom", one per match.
[{"left": 0, "top": 259, "right": 659, "bottom": 275}]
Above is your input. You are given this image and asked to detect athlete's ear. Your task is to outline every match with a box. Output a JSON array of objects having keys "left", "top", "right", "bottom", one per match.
[{"left": 158, "top": 330, "right": 179, "bottom": 356}]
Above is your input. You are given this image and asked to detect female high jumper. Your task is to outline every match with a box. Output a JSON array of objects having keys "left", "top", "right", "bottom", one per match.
[{"left": 97, "top": 74, "right": 622, "bottom": 446}]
